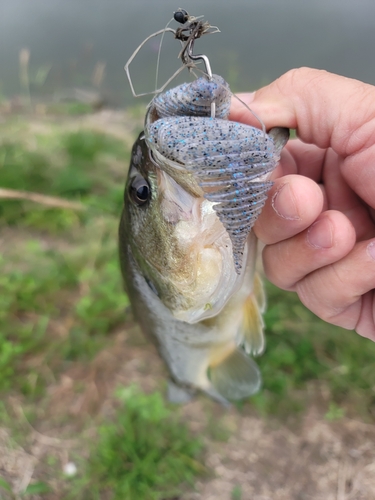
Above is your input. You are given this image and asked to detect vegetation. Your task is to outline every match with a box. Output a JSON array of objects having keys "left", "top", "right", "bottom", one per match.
[
  {"left": 69, "top": 387, "right": 205, "bottom": 500},
  {"left": 255, "top": 283, "right": 375, "bottom": 420},
  {"left": 0, "top": 122, "right": 130, "bottom": 397}
]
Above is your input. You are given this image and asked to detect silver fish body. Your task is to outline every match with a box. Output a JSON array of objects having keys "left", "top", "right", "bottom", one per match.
[{"left": 119, "top": 75, "right": 288, "bottom": 403}]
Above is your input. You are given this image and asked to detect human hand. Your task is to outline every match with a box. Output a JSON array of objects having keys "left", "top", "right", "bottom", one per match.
[{"left": 230, "top": 68, "right": 375, "bottom": 340}]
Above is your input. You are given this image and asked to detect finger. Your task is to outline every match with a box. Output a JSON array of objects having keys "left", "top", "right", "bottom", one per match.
[
  {"left": 254, "top": 174, "right": 324, "bottom": 245},
  {"left": 275, "top": 142, "right": 374, "bottom": 238},
  {"left": 322, "top": 148, "right": 375, "bottom": 240},
  {"left": 230, "top": 68, "right": 375, "bottom": 208},
  {"left": 295, "top": 238, "right": 375, "bottom": 339},
  {"left": 355, "top": 291, "right": 375, "bottom": 341},
  {"left": 284, "top": 140, "right": 327, "bottom": 182},
  {"left": 263, "top": 210, "right": 356, "bottom": 290},
  {"left": 230, "top": 68, "right": 375, "bottom": 151}
]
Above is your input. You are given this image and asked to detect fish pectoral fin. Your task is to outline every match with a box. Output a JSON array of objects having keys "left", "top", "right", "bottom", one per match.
[
  {"left": 208, "top": 348, "right": 261, "bottom": 401},
  {"left": 238, "top": 283, "right": 266, "bottom": 357},
  {"left": 253, "top": 272, "right": 266, "bottom": 313}
]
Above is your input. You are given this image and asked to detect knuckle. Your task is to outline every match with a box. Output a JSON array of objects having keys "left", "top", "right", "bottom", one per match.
[{"left": 277, "top": 67, "right": 328, "bottom": 94}]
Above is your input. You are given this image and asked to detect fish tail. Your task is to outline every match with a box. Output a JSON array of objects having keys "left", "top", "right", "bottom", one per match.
[{"left": 208, "top": 348, "right": 261, "bottom": 401}]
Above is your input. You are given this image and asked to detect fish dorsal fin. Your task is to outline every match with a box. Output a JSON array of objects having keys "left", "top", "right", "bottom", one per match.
[
  {"left": 208, "top": 348, "right": 261, "bottom": 401},
  {"left": 237, "top": 273, "right": 266, "bottom": 356}
]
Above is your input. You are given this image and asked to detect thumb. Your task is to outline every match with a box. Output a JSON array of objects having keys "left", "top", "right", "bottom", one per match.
[{"left": 230, "top": 67, "right": 375, "bottom": 156}]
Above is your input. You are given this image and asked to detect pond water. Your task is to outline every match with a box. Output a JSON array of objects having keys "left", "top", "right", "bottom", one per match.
[{"left": 1, "top": 0, "right": 375, "bottom": 106}]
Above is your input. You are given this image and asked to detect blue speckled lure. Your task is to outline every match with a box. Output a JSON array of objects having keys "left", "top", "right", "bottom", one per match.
[{"left": 145, "top": 74, "right": 288, "bottom": 272}]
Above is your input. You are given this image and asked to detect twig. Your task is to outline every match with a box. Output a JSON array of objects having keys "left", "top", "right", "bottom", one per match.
[{"left": 0, "top": 188, "right": 86, "bottom": 210}]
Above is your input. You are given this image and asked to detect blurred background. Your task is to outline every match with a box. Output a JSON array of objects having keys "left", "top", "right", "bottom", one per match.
[
  {"left": 2, "top": 0, "right": 375, "bottom": 106},
  {"left": 1, "top": 1, "right": 375, "bottom": 499}
]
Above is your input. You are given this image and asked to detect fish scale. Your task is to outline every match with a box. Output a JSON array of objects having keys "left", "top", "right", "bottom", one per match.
[{"left": 146, "top": 87, "right": 286, "bottom": 272}]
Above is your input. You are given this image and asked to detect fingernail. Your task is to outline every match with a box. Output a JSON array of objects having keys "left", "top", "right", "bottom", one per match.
[
  {"left": 367, "top": 241, "right": 375, "bottom": 260},
  {"left": 307, "top": 218, "right": 333, "bottom": 249},
  {"left": 272, "top": 183, "right": 300, "bottom": 220}
]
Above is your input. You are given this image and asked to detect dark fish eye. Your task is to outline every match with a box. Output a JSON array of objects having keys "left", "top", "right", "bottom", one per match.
[{"left": 129, "top": 174, "right": 151, "bottom": 207}]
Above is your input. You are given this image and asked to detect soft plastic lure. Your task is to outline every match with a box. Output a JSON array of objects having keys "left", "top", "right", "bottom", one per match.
[
  {"left": 144, "top": 67, "right": 288, "bottom": 271},
  {"left": 125, "top": 9, "right": 288, "bottom": 270}
]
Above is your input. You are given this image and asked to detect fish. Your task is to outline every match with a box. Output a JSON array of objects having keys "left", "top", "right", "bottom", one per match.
[{"left": 119, "top": 74, "right": 288, "bottom": 404}]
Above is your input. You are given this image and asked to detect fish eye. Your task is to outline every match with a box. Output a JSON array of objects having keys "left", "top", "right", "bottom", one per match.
[{"left": 129, "top": 174, "right": 151, "bottom": 207}]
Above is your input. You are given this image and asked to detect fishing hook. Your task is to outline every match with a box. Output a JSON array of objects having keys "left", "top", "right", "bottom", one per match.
[{"left": 174, "top": 8, "right": 217, "bottom": 117}]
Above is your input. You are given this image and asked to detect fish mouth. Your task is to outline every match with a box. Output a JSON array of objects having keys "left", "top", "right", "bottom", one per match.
[{"left": 156, "top": 169, "right": 246, "bottom": 324}]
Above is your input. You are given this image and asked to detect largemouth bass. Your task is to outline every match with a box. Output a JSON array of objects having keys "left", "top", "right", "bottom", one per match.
[{"left": 119, "top": 74, "right": 288, "bottom": 404}]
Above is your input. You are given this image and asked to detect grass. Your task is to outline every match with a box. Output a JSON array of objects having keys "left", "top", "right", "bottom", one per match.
[
  {"left": 68, "top": 387, "right": 205, "bottom": 500},
  {"left": 0, "top": 123, "right": 130, "bottom": 397},
  {"left": 253, "top": 283, "right": 375, "bottom": 420},
  {"left": 1, "top": 110, "right": 375, "bottom": 498}
]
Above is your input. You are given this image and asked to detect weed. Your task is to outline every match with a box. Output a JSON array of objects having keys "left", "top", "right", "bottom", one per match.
[
  {"left": 231, "top": 484, "right": 242, "bottom": 500},
  {"left": 0, "top": 477, "right": 52, "bottom": 499},
  {"left": 69, "top": 387, "right": 205, "bottom": 500},
  {"left": 0, "top": 477, "right": 15, "bottom": 499},
  {"left": 325, "top": 402, "right": 345, "bottom": 421}
]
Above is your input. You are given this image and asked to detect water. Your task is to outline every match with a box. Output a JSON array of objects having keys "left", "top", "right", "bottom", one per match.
[{"left": 1, "top": 0, "right": 375, "bottom": 107}]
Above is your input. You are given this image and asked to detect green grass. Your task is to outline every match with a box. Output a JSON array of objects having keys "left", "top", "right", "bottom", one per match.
[
  {"left": 252, "top": 283, "right": 375, "bottom": 420},
  {"left": 231, "top": 484, "right": 242, "bottom": 500},
  {"left": 45, "top": 102, "right": 97, "bottom": 115},
  {"left": 69, "top": 387, "right": 205, "bottom": 500},
  {"left": 0, "top": 124, "right": 130, "bottom": 396}
]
